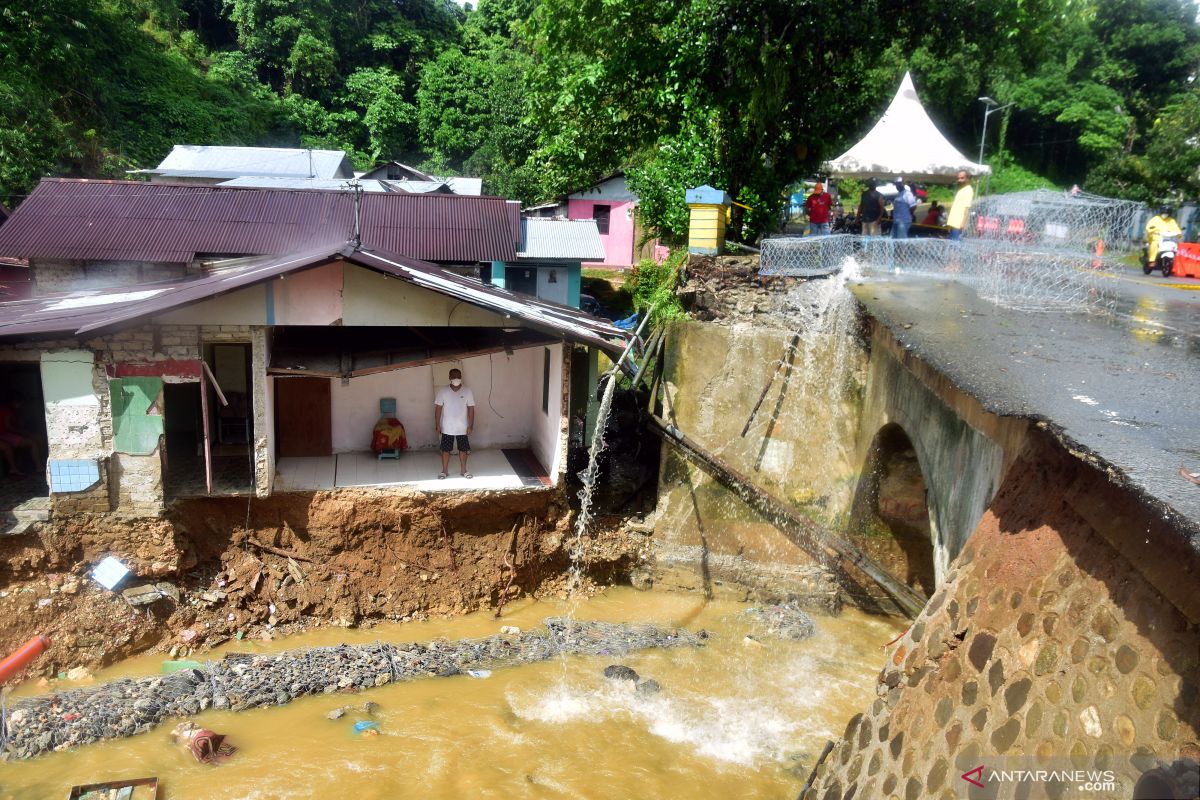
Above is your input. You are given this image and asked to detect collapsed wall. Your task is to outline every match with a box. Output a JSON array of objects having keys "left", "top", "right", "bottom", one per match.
[{"left": 802, "top": 429, "right": 1200, "bottom": 798}]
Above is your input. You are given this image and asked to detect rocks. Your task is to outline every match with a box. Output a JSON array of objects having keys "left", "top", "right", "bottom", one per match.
[
  {"left": 603, "top": 665, "right": 640, "bottom": 682},
  {"left": 499, "top": 626, "right": 521, "bottom": 635},
  {"left": 326, "top": 707, "right": 347, "bottom": 720},
  {"left": 66, "top": 666, "right": 93, "bottom": 682},
  {"left": 636, "top": 679, "right": 661, "bottom": 695},
  {"left": 742, "top": 602, "right": 817, "bottom": 641},
  {"left": 3, "top": 618, "right": 704, "bottom": 762}
]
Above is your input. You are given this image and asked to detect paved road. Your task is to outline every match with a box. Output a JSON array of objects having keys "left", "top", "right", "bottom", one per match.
[{"left": 852, "top": 264, "right": 1200, "bottom": 545}]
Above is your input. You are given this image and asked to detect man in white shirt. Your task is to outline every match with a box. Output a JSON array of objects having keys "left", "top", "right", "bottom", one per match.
[{"left": 434, "top": 368, "right": 476, "bottom": 478}]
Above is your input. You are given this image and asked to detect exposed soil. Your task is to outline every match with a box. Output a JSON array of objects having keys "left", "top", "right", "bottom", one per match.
[
  {"left": 677, "top": 254, "right": 801, "bottom": 322},
  {"left": 0, "top": 489, "right": 647, "bottom": 682}
]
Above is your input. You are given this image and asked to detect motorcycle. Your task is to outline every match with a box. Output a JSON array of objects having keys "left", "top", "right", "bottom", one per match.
[{"left": 1144, "top": 233, "right": 1180, "bottom": 277}]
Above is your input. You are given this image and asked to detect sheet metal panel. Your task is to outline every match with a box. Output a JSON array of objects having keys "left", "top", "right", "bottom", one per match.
[{"left": 0, "top": 180, "right": 518, "bottom": 264}]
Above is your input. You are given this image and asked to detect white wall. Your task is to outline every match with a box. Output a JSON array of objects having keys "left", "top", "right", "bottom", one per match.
[
  {"left": 330, "top": 347, "right": 539, "bottom": 453},
  {"left": 536, "top": 267, "right": 569, "bottom": 305},
  {"left": 531, "top": 343, "right": 565, "bottom": 480}
]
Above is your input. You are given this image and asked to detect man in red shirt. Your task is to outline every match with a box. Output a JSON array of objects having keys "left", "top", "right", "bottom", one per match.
[{"left": 805, "top": 182, "right": 833, "bottom": 236}]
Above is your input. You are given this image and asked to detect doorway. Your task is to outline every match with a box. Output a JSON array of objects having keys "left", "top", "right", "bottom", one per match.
[
  {"left": 275, "top": 376, "right": 332, "bottom": 457},
  {"left": 506, "top": 267, "right": 538, "bottom": 297},
  {"left": 205, "top": 343, "right": 252, "bottom": 452},
  {"left": 0, "top": 363, "right": 49, "bottom": 530},
  {"left": 163, "top": 381, "right": 252, "bottom": 498}
]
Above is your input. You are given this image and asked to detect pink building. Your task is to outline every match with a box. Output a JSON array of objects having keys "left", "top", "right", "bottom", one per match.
[{"left": 566, "top": 175, "right": 638, "bottom": 268}]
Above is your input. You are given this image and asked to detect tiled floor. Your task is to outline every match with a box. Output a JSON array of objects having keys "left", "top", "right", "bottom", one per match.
[
  {"left": 165, "top": 453, "right": 254, "bottom": 498},
  {"left": 275, "top": 449, "right": 547, "bottom": 492}
]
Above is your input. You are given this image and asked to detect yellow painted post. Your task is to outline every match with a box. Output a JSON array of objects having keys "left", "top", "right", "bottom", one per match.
[{"left": 686, "top": 185, "right": 732, "bottom": 255}]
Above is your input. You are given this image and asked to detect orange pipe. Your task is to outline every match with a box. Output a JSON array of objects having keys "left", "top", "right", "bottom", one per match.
[{"left": 0, "top": 635, "right": 50, "bottom": 683}]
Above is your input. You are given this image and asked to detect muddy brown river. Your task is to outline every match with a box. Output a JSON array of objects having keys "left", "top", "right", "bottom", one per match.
[{"left": 0, "top": 587, "right": 901, "bottom": 799}]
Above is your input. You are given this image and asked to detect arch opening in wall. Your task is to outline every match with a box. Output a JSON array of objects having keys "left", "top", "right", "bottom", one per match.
[{"left": 848, "top": 423, "right": 936, "bottom": 597}]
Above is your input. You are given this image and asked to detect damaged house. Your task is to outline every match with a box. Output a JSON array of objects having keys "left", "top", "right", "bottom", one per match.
[{"left": 0, "top": 179, "right": 625, "bottom": 531}]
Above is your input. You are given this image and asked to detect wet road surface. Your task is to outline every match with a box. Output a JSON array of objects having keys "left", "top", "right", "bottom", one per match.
[{"left": 852, "top": 265, "right": 1200, "bottom": 546}]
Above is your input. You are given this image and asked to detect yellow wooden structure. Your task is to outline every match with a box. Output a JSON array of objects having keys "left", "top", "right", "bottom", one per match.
[{"left": 686, "top": 185, "right": 731, "bottom": 255}]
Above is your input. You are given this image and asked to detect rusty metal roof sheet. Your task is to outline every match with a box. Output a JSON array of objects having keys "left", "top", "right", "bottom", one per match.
[
  {"left": 0, "top": 179, "right": 518, "bottom": 264},
  {"left": 0, "top": 244, "right": 626, "bottom": 354}
]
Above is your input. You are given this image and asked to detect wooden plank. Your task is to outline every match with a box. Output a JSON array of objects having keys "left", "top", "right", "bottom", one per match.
[
  {"left": 648, "top": 415, "right": 928, "bottom": 618},
  {"left": 199, "top": 366, "right": 212, "bottom": 495}
]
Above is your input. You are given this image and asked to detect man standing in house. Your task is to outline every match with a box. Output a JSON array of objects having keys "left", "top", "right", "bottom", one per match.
[
  {"left": 891, "top": 178, "right": 917, "bottom": 239},
  {"left": 947, "top": 170, "right": 974, "bottom": 241},
  {"left": 434, "top": 368, "right": 475, "bottom": 479},
  {"left": 805, "top": 182, "right": 833, "bottom": 235}
]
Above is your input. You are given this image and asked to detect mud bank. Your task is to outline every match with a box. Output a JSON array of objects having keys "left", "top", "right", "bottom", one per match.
[{"left": 0, "top": 489, "right": 647, "bottom": 679}]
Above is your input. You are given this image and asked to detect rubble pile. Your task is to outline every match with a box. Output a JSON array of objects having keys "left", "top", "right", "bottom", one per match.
[
  {"left": 0, "top": 618, "right": 705, "bottom": 761},
  {"left": 742, "top": 602, "right": 818, "bottom": 641},
  {"left": 677, "top": 255, "right": 799, "bottom": 321}
]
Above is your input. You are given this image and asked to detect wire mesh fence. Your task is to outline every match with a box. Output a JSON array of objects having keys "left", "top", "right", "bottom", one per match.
[
  {"left": 759, "top": 234, "right": 1118, "bottom": 314},
  {"left": 969, "top": 189, "right": 1146, "bottom": 255}
]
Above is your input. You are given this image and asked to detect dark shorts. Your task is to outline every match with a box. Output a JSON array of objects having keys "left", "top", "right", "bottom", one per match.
[{"left": 440, "top": 434, "right": 470, "bottom": 453}]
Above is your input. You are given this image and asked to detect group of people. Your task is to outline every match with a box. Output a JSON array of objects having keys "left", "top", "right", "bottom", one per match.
[{"left": 803, "top": 171, "right": 975, "bottom": 240}]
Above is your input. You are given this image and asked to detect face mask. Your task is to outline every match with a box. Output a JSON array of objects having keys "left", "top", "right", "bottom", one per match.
[{"left": 450, "top": 379, "right": 462, "bottom": 387}]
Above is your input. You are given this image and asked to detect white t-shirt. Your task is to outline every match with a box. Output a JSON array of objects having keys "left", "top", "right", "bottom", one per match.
[{"left": 435, "top": 386, "right": 475, "bottom": 435}]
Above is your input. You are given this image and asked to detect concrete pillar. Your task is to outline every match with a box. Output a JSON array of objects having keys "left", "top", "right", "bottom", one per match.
[
  {"left": 250, "top": 327, "right": 274, "bottom": 497},
  {"left": 686, "top": 185, "right": 732, "bottom": 255}
]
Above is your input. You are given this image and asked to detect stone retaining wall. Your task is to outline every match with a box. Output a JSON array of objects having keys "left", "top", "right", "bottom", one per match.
[{"left": 802, "top": 431, "right": 1200, "bottom": 799}]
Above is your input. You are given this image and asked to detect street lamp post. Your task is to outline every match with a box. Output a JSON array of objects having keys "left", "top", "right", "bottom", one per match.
[{"left": 978, "top": 96, "right": 1015, "bottom": 196}]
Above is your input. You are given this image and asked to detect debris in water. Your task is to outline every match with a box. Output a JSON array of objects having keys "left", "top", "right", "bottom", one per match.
[
  {"left": 3, "top": 618, "right": 704, "bottom": 761},
  {"left": 326, "top": 707, "right": 347, "bottom": 721},
  {"left": 500, "top": 625, "right": 521, "bottom": 635},
  {"left": 603, "top": 664, "right": 639, "bottom": 682},
  {"left": 467, "top": 669, "right": 492, "bottom": 679},
  {"left": 742, "top": 602, "right": 817, "bottom": 641},
  {"left": 171, "top": 721, "right": 236, "bottom": 764},
  {"left": 635, "top": 679, "right": 661, "bottom": 696},
  {"left": 352, "top": 720, "right": 381, "bottom": 736}
]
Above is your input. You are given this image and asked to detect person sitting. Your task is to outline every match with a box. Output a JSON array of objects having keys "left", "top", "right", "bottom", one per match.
[
  {"left": 921, "top": 201, "right": 943, "bottom": 227},
  {"left": 1145, "top": 205, "right": 1183, "bottom": 267}
]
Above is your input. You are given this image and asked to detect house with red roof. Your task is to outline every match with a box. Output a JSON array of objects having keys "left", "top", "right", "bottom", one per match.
[{"left": 0, "top": 179, "right": 624, "bottom": 528}]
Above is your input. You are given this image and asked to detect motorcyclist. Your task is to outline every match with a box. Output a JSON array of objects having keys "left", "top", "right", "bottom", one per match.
[{"left": 1145, "top": 205, "right": 1183, "bottom": 267}]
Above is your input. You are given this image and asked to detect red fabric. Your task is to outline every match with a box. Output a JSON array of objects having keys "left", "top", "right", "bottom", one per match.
[
  {"left": 1176, "top": 243, "right": 1200, "bottom": 278},
  {"left": 805, "top": 192, "right": 832, "bottom": 224},
  {"left": 371, "top": 418, "right": 408, "bottom": 453}
]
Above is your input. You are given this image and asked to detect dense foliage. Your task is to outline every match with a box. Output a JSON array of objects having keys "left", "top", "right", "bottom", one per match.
[{"left": 1, "top": 0, "right": 1197, "bottom": 226}]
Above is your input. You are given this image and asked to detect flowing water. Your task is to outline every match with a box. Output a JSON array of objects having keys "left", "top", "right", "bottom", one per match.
[{"left": 0, "top": 587, "right": 901, "bottom": 799}]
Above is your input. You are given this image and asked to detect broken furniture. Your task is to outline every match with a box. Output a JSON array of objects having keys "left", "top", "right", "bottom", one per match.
[{"left": 67, "top": 776, "right": 159, "bottom": 799}]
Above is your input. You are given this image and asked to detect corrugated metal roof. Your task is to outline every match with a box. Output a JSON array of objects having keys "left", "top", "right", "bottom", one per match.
[
  {"left": 141, "top": 145, "right": 353, "bottom": 180},
  {"left": 441, "top": 177, "right": 483, "bottom": 196},
  {"left": 0, "top": 179, "right": 518, "bottom": 264},
  {"left": 0, "top": 245, "right": 626, "bottom": 354},
  {"left": 217, "top": 177, "right": 459, "bottom": 195},
  {"left": 517, "top": 218, "right": 606, "bottom": 261}
]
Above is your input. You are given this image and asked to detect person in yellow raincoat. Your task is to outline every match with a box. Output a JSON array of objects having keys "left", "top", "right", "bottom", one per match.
[{"left": 1145, "top": 205, "right": 1183, "bottom": 266}]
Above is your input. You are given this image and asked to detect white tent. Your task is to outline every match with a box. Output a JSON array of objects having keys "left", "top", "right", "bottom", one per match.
[{"left": 824, "top": 72, "right": 990, "bottom": 183}]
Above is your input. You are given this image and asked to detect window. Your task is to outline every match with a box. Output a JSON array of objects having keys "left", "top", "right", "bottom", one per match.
[
  {"left": 592, "top": 204, "right": 611, "bottom": 235},
  {"left": 541, "top": 348, "right": 551, "bottom": 414}
]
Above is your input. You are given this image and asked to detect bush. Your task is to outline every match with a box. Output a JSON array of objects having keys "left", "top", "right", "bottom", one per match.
[{"left": 627, "top": 249, "right": 687, "bottom": 324}]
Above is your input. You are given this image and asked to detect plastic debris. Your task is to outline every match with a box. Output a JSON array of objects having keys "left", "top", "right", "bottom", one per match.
[
  {"left": 91, "top": 557, "right": 130, "bottom": 591},
  {"left": 466, "top": 669, "right": 492, "bottom": 679},
  {"left": 352, "top": 720, "right": 381, "bottom": 735}
]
